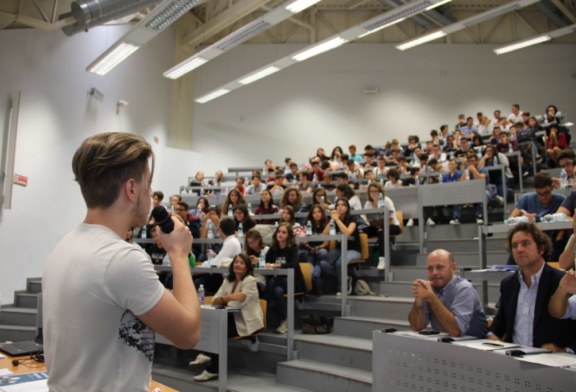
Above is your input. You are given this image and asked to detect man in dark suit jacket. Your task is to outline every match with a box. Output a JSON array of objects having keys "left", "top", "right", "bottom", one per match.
[{"left": 489, "top": 222, "right": 576, "bottom": 351}]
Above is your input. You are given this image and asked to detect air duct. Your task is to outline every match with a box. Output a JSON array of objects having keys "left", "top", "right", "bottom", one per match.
[{"left": 63, "top": 0, "right": 162, "bottom": 36}]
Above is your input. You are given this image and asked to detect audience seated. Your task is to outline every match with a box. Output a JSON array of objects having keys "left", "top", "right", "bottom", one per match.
[
  {"left": 220, "top": 189, "right": 246, "bottom": 217},
  {"left": 253, "top": 190, "right": 279, "bottom": 225},
  {"left": 299, "top": 204, "right": 331, "bottom": 294}
]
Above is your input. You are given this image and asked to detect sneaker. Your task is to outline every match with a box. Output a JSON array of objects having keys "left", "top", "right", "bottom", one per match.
[
  {"left": 494, "top": 195, "right": 504, "bottom": 206},
  {"left": 189, "top": 353, "right": 211, "bottom": 366},
  {"left": 406, "top": 218, "right": 414, "bottom": 227},
  {"left": 336, "top": 291, "right": 342, "bottom": 297},
  {"left": 523, "top": 171, "right": 529, "bottom": 178},
  {"left": 347, "top": 277, "right": 353, "bottom": 295},
  {"left": 426, "top": 217, "right": 436, "bottom": 226},
  {"left": 449, "top": 219, "right": 460, "bottom": 225},
  {"left": 476, "top": 218, "right": 484, "bottom": 225},
  {"left": 377, "top": 257, "right": 386, "bottom": 270},
  {"left": 276, "top": 319, "right": 288, "bottom": 334},
  {"left": 193, "top": 370, "right": 218, "bottom": 382}
]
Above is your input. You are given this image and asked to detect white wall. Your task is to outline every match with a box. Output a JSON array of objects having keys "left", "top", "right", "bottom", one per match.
[
  {"left": 0, "top": 26, "right": 203, "bottom": 304},
  {"left": 191, "top": 43, "right": 576, "bottom": 171}
]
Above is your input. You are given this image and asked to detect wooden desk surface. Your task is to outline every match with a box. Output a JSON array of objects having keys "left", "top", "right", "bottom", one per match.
[{"left": 0, "top": 355, "right": 177, "bottom": 391}]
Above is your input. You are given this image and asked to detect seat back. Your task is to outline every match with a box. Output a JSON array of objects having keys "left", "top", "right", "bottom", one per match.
[
  {"left": 395, "top": 210, "right": 404, "bottom": 234},
  {"left": 299, "top": 262, "right": 313, "bottom": 292}
]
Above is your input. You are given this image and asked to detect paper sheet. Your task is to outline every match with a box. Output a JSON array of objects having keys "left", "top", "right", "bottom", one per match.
[{"left": 514, "top": 352, "right": 576, "bottom": 367}]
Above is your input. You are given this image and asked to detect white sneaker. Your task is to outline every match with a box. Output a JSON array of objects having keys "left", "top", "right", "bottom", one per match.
[
  {"left": 406, "top": 218, "right": 414, "bottom": 227},
  {"left": 495, "top": 195, "right": 504, "bottom": 206},
  {"left": 426, "top": 217, "right": 436, "bottom": 226},
  {"left": 193, "top": 370, "right": 218, "bottom": 382},
  {"left": 189, "top": 353, "right": 211, "bottom": 366},
  {"left": 476, "top": 218, "right": 484, "bottom": 224},
  {"left": 449, "top": 219, "right": 460, "bottom": 225},
  {"left": 276, "top": 319, "right": 288, "bottom": 334},
  {"left": 377, "top": 257, "right": 386, "bottom": 270}
]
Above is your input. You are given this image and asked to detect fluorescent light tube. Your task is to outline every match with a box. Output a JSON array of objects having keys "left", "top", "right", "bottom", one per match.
[
  {"left": 238, "top": 66, "right": 281, "bottom": 85},
  {"left": 494, "top": 35, "right": 551, "bottom": 55},
  {"left": 396, "top": 30, "right": 446, "bottom": 51},
  {"left": 164, "top": 57, "right": 208, "bottom": 79},
  {"left": 359, "top": 18, "right": 406, "bottom": 38},
  {"left": 285, "top": 0, "right": 321, "bottom": 14},
  {"left": 196, "top": 89, "right": 231, "bottom": 104},
  {"left": 426, "top": 0, "right": 452, "bottom": 11},
  {"left": 292, "top": 37, "right": 348, "bottom": 61},
  {"left": 87, "top": 42, "right": 140, "bottom": 75}
]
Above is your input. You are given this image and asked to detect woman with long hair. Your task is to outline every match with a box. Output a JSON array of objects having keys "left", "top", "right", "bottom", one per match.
[
  {"left": 233, "top": 204, "right": 256, "bottom": 234},
  {"left": 254, "top": 189, "right": 279, "bottom": 225},
  {"left": 190, "top": 254, "right": 264, "bottom": 382},
  {"left": 220, "top": 189, "right": 246, "bottom": 216},
  {"left": 264, "top": 223, "right": 304, "bottom": 334},
  {"left": 300, "top": 204, "right": 330, "bottom": 293},
  {"left": 320, "top": 198, "right": 361, "bottom": 294}
]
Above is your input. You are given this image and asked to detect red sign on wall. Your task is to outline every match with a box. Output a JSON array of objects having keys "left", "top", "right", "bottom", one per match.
[{"left": 13, "top": 174, "right": 28, "bottom": 186}]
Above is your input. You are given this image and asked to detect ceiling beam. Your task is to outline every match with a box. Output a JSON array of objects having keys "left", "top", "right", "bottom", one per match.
[
  {"left": 550, "top": 0, "right": 576, "bottom": 23},
  {"left": 182, "top": 0, "right": 272, "bottom": 49}
]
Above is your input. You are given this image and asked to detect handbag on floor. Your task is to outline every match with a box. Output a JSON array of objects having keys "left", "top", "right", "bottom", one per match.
[{"left": 300, "top": 315, "right": 332, "bottom": 334}]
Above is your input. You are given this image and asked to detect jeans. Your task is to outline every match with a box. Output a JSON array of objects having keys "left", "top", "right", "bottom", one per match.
[
  {"left": 320, "top": 249, "right": 361, "bottom": 286},
  {"left": 265, "top": 276, "right": 288, "bottom": 321},
  {"left": 299, "top": 248, "right": 328, "bottom": 279}
]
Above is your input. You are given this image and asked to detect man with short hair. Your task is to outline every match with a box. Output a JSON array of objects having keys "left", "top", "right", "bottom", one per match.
[
  {"left": 489, "top": 222, "right": 576, "bottom": 351},
  {"left": 555, "top": 149, "right": 576, "bottom": 188},
  {"left": 507, "top": 103, "right": 524, "bottom": 124},
  {"left": 510, "top": 171, "right": 565, "bottom": 221},
  {"left": 408, "top": 249, "right": 487, "bottom": 337},
  {"left": 43, "top": 132, "right": 201, "bottom": 391},
  {"left": 348, "top": 144, "right": 363, "bottom": 163},
  {"left": 246, "top": 175, "right": 265, "bottom": 195}
]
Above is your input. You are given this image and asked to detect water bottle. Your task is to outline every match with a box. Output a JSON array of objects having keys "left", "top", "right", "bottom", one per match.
[
  {"left": 312, "top": 173, "right": 318, "bottom": 186},
  {"left": 306, "top": 221, "right": 312, "bottom": 235},
  {"left": 377, "top": 193, "right": 384, "bottom": 208},
  {"left": 198, "top": 284, "right": 205, "bottom": 304},
  {"left": 228, "top": 204, "right": 233, "bottom": 216},
  {"left": 259, "top": 250, "right": 266, "bottom": 269},
  {"left": 274, "top": 221, "right": 279, "bottom": 229},
  {"left": 140, "top": 224, "right": 147, "bottom": 239},
  {"left": 207, "top": 220, "right": 214, "bottom": 240},
  {"left": 329, "top": 220, "right": 336, "bottom": 235},
  {"left": 247, "top": 202, "right": 252, "bottom": 214},
  {"left": 238, "top": 222, "right": 244, "bottom": 239},
  {"left": 560, "top": 168, "right": 568, "bottom": 188}
]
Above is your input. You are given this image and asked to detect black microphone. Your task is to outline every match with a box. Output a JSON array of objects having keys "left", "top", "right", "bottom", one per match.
[{"left": 151, "top": 206, "right": 174, "bottom": 234}]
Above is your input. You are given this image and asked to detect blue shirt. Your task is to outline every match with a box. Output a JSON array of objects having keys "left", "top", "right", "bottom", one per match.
[
  {"left": 442, "top": 170, "right": 462, "bottom": 183},
  {"left": 562, "top": 295, "right": 576, "bottom": 320},
  {"left": 513, "top": 263, "right": 544, "bottom": 346},
  {"left": 423, "top": 275, "right": 488, "bottom": 338},
  {"left": 516, "top": 192, "right": 565, "bottom": 219}
]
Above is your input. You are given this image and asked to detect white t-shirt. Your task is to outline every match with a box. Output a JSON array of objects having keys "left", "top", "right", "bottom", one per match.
[{"left": 43, "top": 223, "right": 164, "bottom": 392}]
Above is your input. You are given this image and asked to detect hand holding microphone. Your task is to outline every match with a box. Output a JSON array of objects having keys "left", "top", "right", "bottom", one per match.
[{"left": 151, "top": 206, "right": 192, "bottom": 262}]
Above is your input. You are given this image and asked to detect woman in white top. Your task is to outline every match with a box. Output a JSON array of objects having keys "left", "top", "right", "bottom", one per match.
[{"left": 191, "top": 254, "right": 264, "bottom": 382}]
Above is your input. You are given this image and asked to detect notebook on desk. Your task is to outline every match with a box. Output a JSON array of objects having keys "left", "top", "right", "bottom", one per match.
[{"left": 0, "top": 341, "right": 43, "bottom": 357}]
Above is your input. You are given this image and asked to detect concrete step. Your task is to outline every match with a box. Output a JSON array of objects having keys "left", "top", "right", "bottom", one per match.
[
  {"left": 0, "top": 324, "right": 37, "bottom": 342},
  {"left": 13, "top": 291, "right": 39, "bottom": 308},
  {"left": 348, "top": 296, "right": 413, "bottom": 320},
  {"left": 277, "top": 359, "right": 371, "bottom": 392},
  {"left": 294, "top": 334, "right": 372, "bottom": 371},
  {"left": 333, "top": 316, "right": 409, "bottom": 339},
  {"left": 26, "top": 278, "right": 42, "bottom": 294},
  {"left": 0, "top": 307, "right": 38, "bottom": 326},
  {"left": 388, "top": 266, "right": 425, "bottom": 282}
]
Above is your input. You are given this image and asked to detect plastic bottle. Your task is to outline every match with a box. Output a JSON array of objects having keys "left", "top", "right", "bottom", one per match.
[
  {"left": 207, "top": 220, "right": 214, "bottom": 240},
  {"left": 228, "top": 204, "right": 233, "bottom": 216},
  {"left": 306, "top": 221, "right": 312, "bottom": 235},
  {"left": 247, "top": 202, "right": 252, "bottom": 214},
  {"left": 329, "top": 220, "right": 336, "bottom": 236},
  {"left": 377, "top": 193, "right": 384, "bottom": 208},
  {"left": 238, "top": 223, "right": 244, "bottom": 239},
  {"left": 140, "top": 224, "right": 147, "bottom": 239},
  {"left": 259, "top": 250, "right": 266, "bottom": 269},
  {"left": 560, "top": 168, "right": 568, "bottom": 188},
  {"left": 198, "top": 284, "right": 205, "bottom": 304}
]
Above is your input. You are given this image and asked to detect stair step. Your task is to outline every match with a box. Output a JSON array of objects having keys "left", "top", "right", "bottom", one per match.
[
  {"left": 0, "top": 324, "right": 37, "bottom": 342},
  {"left": 14, "top": 291, "right": 40, "bottom": 308},
  {"left": 277, "top": 359, "right": 371, "bottom": 392},
  {"left": 0, "top": 307, "right": 38, "bottom": 326},
  {"left": 348, "top": 296, "right": 413, "bottom": 319},
  {"left": 294, "top": 334, "right": 372, "bottom": 371},
  {"left": 333, "top": 316, "right": 409, "bottom": 339},
  {"left": 26, "top": 278, "right": 42, "bottom": 294}
]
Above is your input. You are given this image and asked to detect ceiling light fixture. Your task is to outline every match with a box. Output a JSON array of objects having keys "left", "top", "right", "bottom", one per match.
[
  {"left": 195, "top": 89, "right": 231, "bottom": 104},
  {"left": 292, "top": 37, "right": 349, "bottom": 61},
  {"left": 494, "top": 23, "right": 576, "bottom": 55},
  {"left": 238, "top": 66, "right": 281, "bottom": 85},
  {"left": 285, "top": 0, "right": 321, "bottom": 14},
  {"left": 87, "top": 0, "right": 200, "bottom": 76},
  {"left": 396, "top": 0, "right": 540, "bottom": 51}
]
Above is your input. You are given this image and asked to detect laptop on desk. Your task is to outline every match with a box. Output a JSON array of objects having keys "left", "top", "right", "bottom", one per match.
[{"left": 0, "top": 341, "right": 43, "bottom": 356}]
